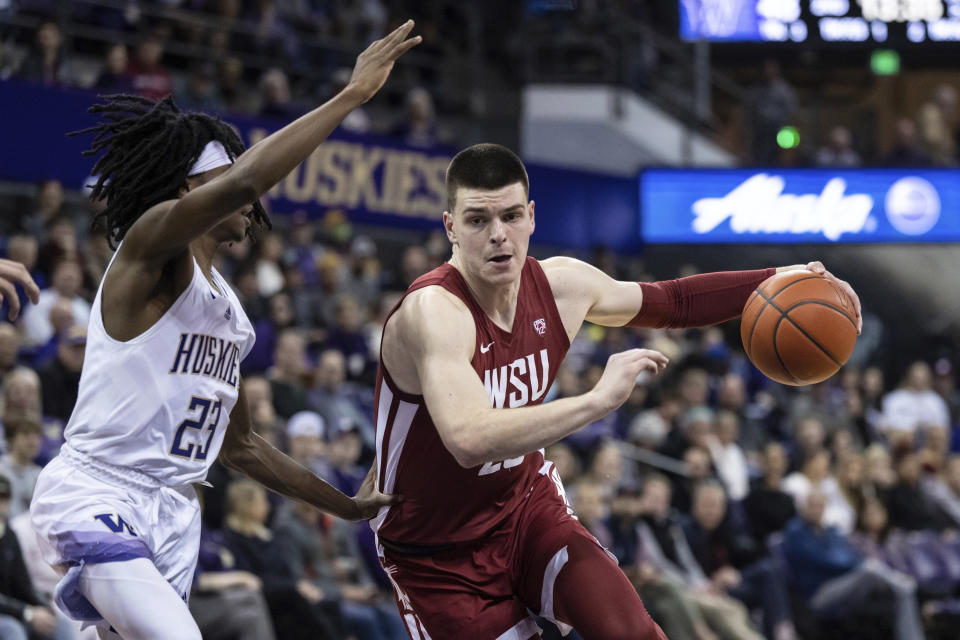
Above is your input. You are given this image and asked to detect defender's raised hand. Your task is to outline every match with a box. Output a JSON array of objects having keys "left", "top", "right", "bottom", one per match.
[{"left": 348, "top": 20, "right": 422, "bottom": 104}]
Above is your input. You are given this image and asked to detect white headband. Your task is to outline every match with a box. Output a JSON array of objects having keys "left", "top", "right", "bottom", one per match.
[{"left": 188, "top": 140, "right": 233, "bottom": 176}]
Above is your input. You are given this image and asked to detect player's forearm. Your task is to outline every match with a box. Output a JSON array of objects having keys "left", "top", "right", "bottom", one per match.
[
  {"left": 232, "top": 88, "right": 364, "bottom": 197},
  {"left": 226, "top": 434, "right": 359, "bottom": 520},
  {"left": 449, "top": 391, "right": 608, "bottom": 467},
  {"left": 628, "top": 268, "right": 775, "bottom": 329}
]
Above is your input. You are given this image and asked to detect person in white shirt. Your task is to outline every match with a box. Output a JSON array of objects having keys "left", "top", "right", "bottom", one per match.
[
  {"left": 708, "top": 410, "right": 749, "bottom": 501},
  {"left": 782, "top": 449, "right": 855, "bottom": 534},
  {"left": 882, "top": 361, "right": 949, "bottom": 443},
  {"left": 21, "top": 260, "right": 90, "bottom": 348}
]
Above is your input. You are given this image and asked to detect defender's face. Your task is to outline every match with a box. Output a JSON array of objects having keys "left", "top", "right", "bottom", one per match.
[
  {"left": 184, "top": 164, "right": 252, "bottom": 243},
  {"left": 444, "top": 183, "right": 534, "bottom": 287}
]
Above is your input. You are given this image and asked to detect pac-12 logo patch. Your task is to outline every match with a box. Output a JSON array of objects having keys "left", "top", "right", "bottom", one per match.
[{"left": 533, "top": 318, "right": 546, "bottom": 336}]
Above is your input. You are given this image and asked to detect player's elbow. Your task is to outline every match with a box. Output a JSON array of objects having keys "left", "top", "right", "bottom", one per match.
[{"left": 441, "top": 424, "right": 488, "bottom": 469}]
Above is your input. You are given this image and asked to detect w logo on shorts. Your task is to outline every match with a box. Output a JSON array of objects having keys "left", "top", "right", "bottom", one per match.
[{"left": 93, "top": 513, "right": 138, "bottom": 537}]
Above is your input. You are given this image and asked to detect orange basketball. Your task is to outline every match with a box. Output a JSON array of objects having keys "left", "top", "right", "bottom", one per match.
[{"left": 740, "top": 270, "right": 858, "bottom": 386}]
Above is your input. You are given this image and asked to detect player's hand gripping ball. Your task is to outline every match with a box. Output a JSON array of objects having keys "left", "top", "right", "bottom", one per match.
[{"left": 741, "top": 269, "right": 858, "bottom": 386}]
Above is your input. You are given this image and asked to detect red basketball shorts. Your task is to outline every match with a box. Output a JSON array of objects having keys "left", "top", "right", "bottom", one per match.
[{"left": 378, "top": 461, "right": 610, "bottom": 640}]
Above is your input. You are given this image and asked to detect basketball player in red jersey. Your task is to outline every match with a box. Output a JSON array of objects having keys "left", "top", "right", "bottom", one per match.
[{"left": 373, "top": 144, "right": 862, "bottom": 640}]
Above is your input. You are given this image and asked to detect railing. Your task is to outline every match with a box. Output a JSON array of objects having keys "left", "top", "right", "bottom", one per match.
[{"left": 521, "top": 8, "right": 753, "bottom": 161}]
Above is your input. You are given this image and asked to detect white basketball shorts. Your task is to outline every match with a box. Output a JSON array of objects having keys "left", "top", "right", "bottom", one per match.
[{"left": 30, "top": 444, "right": 201, "bottom": 623}]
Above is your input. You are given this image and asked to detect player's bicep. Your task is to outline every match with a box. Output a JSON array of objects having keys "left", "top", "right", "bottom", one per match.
[
  {"left": 400, "top": 290, "right": 489, "bottom": 462},
  {"left": 221, "top": 377, "right": 254, "bottom": 464},
  {"left": 543, "top": 257, "right": 643, "bottom": 327}
]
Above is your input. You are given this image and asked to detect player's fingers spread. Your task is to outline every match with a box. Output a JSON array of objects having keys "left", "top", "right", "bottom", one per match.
[
  {"left": 807, "top": 261, "right": 825, "bottom": 274},
  {"left": 394, "top": 35, "right": 422, "bottom": 56},
  {"left": 388, "top": 19, "right": 415, "bottom": 42}
]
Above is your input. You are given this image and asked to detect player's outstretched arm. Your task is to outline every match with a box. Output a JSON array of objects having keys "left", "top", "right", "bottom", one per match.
[
  {"left": 127, "top": 21, "right": 421, "bottom": 264},
  {"left": 398, "top": 287, "right": 668, "bottom": 468},
  {"left": 0, "top": 259, "right": 39, "bottom": 321},
  {"left": 219, "top": 378, "right": 396, "bottom": 521},
  {"left": 542, "top": 256, "right": 861, "bottom": 334}
]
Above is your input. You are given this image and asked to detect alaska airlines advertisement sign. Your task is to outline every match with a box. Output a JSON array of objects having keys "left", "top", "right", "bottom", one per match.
[{"left": 640, "top": 168, "right": 960, "bottom": 243}]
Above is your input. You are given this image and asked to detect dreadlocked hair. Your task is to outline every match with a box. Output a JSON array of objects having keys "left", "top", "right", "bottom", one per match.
[{"left": 71, "top": 94, "right": 271, "bottom": 249}]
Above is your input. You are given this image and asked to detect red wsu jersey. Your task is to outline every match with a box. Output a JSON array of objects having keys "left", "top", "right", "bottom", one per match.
[{"left": 371, "top": 258, "right": 571, "bottom": 545}]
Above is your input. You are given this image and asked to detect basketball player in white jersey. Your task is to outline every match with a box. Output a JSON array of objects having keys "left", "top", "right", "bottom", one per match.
[{"left": 29, "top": 22, "right": 421, "bottom": 640}]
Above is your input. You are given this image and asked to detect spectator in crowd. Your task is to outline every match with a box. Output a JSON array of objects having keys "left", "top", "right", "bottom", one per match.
[
  {"left": 781, "top": 490, "right": 924, "bottom": 640},
  {"left": 175, "top": 62, "right": 224, "bottom": 113},
  {"left": 267, "top": 329, "right": 311, "bottom": 418},
  {"left": 190, "top": 523, "right": 277, "bottom": 640},
  {"left": 782, "top": 448, "right": 854, "bottom": 534},
  {"left": 390, "top": 87, "right": 440, "bottom": 147},
  {"left": 708, "top": 410, "right": 750, "bottom": 502},
  {"left": 1, "top": 366, "right": 62, "bottom": 464},
  {"left": 16, "top": 20, "right": 73, "bottom": 87},
  {"left": 222, "top": 480, "right": 343, "bottom": 639},
  {"left": 259, "top": 68, "right": 303, "bottom": 120},
  {"left": 244, "top": 375, "right": 282, "bottom": 446},
  {"left": 789, "top": 415, "right": 827, "bottom": 470},
  {"left": 545, "top": 441, "right": 581, "bottom": 485},
  {"left": 0, "top": 473, "right": 64, "bottom": 640},
  {"left": 325, "top": 423, "right": 367, "bottom": 494},
  {"left": 586, "top": 441, "right": 626, "bottom": 502},
  {"left": 918, "top": 84, "right": 957, "bottom": 166},
  {"left": 255, "top": 232, "right": 286, "bottom": 298},
  {"left": 272, "top": 499, "right": 405, "bottom": 640},
  {"left": 744, "top": 442, "right": 796, "bottom": 544},
  {"left": 245, "top": 291, "right": 299, "bottom": 375},
  {"left": 22, "top": 259, "right": 89, "bottom": 348},
  {"left": 814, "top": 126, "right": 862, "bottom": 168},
  {"left": 126, "top": 31, "right": 173, "bottom": 101},
  {"left": 883, "top": 118, "right": 932, "bottom": 167},
  {"left": 308, "top": 349, "right": 376, "bottom": 449},
  {"left": 20, "top": 179, "right": 67, "bottom": 241},
  {"left": 0, "top": 415, "right": 42, "bottom": 517},
  {"left": 217, "top": 56, "right": 248, "bottom": 114},
  {"left": 925, "top": 454, "right": 960, "bottom": 526},
  {"left": 36, "top": 325, "right": 84, "bottom": 424},
  {"left": 92, "top": 43, "right": 134, "bottom": 95},
  {"left": 885, "top": 449, "right": 953, "bottom": 532},
  {"left": 683, "top": 481, "right": 797, "bottom": 640},
  {"left": 324, "top": 295, "right": 374, "bottom": 382},
  {"left": 882, "top": 361, "right": 950, "bottom": 444},
  {"left": 286, "top": 410, "right": 332, "bottom": 479},
  {"left": 636, "top": 474, "right": 764, "bottom": 640}
]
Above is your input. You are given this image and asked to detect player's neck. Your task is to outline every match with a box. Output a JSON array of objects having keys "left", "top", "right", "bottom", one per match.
[
  {"left": 450, "top": 255, "right": 520, "bottom": 332},
  {"left": 189, "top": 236, "right": 219, "bottom": 281}
]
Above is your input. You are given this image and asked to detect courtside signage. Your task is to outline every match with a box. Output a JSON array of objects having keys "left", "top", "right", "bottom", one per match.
[{"left": 640, "top": 168, "right": 960, "bottom": 243}]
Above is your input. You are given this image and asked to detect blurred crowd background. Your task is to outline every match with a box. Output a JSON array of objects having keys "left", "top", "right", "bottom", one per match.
[{"left": 2, "top": 2, "right": 960, "bottom": 640}]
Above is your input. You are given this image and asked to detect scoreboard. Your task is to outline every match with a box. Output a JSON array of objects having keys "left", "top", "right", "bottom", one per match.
[{"left": 679, "top": 0, "right": 960, "bottom": 44}]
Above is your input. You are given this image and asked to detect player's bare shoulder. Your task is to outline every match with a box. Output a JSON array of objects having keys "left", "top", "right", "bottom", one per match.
[
  {"left": 381, "top": 285, "right": 477, "bottom": 395},
  {"left": 539, "top": 256, "right": 598, "bottom": 338}
]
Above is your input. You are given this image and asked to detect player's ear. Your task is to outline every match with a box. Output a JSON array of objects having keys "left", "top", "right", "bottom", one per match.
[
  {"left": 528, "top": 200, "right": 535, "bottom": 234},
  {"left": 443, "top": 211, "right": 457, "bottom": 245}
]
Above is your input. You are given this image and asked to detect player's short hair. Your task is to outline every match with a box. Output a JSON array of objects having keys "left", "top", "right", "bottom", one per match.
[
  {"left": 71, "top": 94, "right": 271, "bottom": 249},
  {"left": 3, "top": 412, "right": 42, "bottom": 442},
  {"left": 445, "top": 143, "right": 529, "bottom": 212}
]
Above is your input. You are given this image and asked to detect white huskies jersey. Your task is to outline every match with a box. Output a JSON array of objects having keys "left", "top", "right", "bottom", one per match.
[{"left": 65, "top": 252, "right": 255, "bottom": 486}]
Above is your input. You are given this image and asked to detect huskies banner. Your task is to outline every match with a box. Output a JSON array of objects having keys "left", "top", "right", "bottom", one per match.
[
  {"left": 0, "top": 81, "right": 638, "bottom": 250},
  {"left": 640, "top": 168, "right": 960, "bottom": 244}
]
